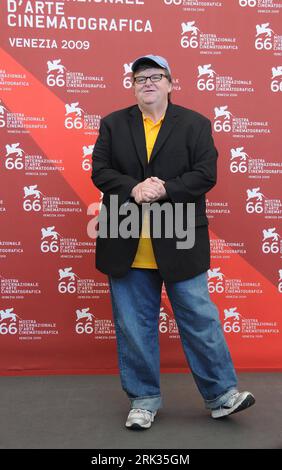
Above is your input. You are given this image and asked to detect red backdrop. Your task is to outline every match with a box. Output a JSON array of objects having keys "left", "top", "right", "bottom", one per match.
[{"left": 0, "top": 0, "right": 281, "bottom": 375}]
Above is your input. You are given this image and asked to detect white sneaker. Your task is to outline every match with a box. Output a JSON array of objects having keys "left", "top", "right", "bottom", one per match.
[
  {"left": 211, "top": 391, "right": 255, "bottom": 419},
  {"left": 125, "top": 408, "right": 157, "bottom": 430}
]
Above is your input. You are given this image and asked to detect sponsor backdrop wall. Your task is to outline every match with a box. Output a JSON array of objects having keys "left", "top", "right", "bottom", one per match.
[{"left": 0, "top": 0, "right": 281, "bottom": 375}]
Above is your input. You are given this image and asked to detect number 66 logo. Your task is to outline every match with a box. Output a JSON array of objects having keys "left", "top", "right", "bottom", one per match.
[
  {"left": 0, "top": 322, "right": 18, "bottom": 335},
  {"left": 224, "top": 321, "right": 241, "bottom": 333},
  {"left": 181, "top": 36, "right": 198, "bottom": 49},
  {"left": 214, "top": 120, "right": 231, "bottom": 133},
  {"left": 255, "top": 38, "right": 273, "bottom": 51}
]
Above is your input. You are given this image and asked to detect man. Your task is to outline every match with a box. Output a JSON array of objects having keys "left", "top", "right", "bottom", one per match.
[{"left": 91, "top": 54, "right": 255, "bottom": 430}]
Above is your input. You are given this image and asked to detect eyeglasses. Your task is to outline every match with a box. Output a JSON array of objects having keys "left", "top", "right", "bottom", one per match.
[{"left": 133, "top": 74, "right": 168, "bottom": 85}]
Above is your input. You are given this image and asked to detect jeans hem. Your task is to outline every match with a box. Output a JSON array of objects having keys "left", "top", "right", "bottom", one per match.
[
  {"left": 129, "top": 395, "right": 162, "bottom": 413},
  {"left": 204, "top": 387, "right": 238, "bottom": 410}
]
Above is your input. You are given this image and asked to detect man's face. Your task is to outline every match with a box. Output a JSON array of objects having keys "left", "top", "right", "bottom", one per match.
[{"left": 133, "top": 67, "right": 172, "bottom": 108}]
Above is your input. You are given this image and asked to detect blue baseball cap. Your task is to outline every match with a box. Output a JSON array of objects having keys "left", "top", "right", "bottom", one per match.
[{"left": 131, "top": 54, "right": 171, "bottom": 74}]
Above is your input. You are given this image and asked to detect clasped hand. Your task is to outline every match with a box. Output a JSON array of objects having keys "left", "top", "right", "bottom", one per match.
[{"left": 131, "top": 177, "right": 167, "bottom": 204}]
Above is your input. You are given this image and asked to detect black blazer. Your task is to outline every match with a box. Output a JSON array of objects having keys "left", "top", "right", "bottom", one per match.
[{"left": 91, "top": 102, "right": 218, "bottom": 282}]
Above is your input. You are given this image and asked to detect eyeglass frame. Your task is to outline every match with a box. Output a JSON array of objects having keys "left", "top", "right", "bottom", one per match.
[{"left": 132, "top": 73, "right": 169, "bottom": 85}]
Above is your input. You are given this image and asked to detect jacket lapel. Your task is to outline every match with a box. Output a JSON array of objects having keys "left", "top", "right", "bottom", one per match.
[
  {"left": 128, "top": 106, "right": 148, "bottom": 171},
  {"left": 128, "top": 103, "right": 179, "bottom": 170},
  {"left": 149, "top": 103, "right": 179, "bottom": 164}
]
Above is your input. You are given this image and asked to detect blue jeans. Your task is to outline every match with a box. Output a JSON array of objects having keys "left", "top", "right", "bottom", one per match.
[{"left": 108, "top": 269, "right": 238, "bottom": 413}]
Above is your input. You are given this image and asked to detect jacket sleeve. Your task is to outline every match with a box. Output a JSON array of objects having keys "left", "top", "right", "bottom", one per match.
[
  {"left": 91, "top": 118, "right": 139, "bottom": 205},
  {"left": 164, "top": 119, "right": 218, "bottom": 203}
]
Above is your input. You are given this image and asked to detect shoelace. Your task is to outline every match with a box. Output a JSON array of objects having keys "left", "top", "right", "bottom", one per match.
[
  {"left": 129, "top": 408, "right": 153, "bottom": 420},
  {"left": 222, "top": 392, "right": 240, "bottom": 408}
]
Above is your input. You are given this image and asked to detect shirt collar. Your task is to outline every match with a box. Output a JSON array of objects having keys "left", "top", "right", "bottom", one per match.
[{"left": 142, "top": 113, "right": 165, "bottom": 125}]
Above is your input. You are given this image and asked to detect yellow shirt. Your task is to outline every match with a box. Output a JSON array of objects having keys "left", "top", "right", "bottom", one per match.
[{"left": 131, "top": 114, "right": 164, "bottom": 269}]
